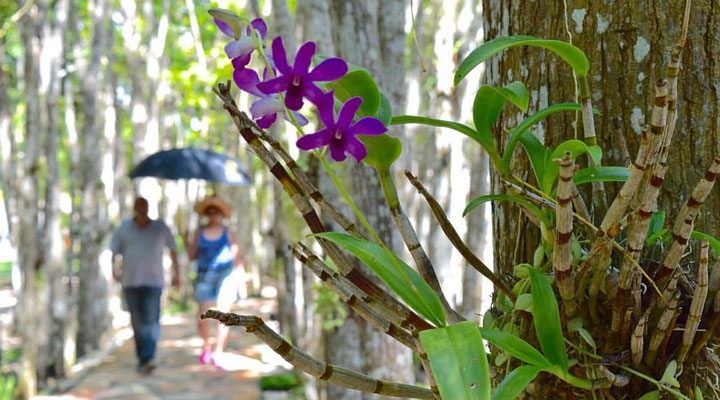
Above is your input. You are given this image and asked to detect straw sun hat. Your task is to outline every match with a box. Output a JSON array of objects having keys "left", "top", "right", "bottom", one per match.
[{"left": 194, "top": 196, "right": 232, "bottom": 218}]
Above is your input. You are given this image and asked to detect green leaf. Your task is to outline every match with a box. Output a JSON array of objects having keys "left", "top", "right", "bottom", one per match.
[
  {"left": 660, "top": 360, "right": 679, "bottom": 388},
  {"left": 503, "top": 103, "right": 588, "bottom": 167},
  {"left": 359, "top": 134, "right": 402, "bottom": 170},
  {"left": 514, "top": 294, "right": 533, "bottom": 312},
  {"left": 464, "top": 194, "right": 548, "bottom": 226},
  {"left": 391, "top": 115, "right": 506, "bottom": 175},
  {"left": 492, "top": 365, "right": 541, "bottom": 400},
  {"left": 541, "top": 140, "right": 603, "bottom": 193},
  {"left": 455, "top": 36, "right": 590, "bottom": 85},
  {"left": 647, "top": 211, "right": 666, "bottom": 243},
  {"left": 376, "top": 93, "right": 392, "bottom": 126},
  {"left": 646, "top": 228, "right": 669, "bottom": 246},
  {"left": 472, "top": 82, "right": 527, "bottom": 174},
  {"left": 695, "top": 386, "right": 704, "bottom": 400},
  {"left": 577, "top": 328, "right": 597, "bottom": 350},
  {"left": 573, "top": 166, "right": 630, "bottom": 186},
  {"left": 479, "top": 328, "right": 551, "bottom": 367},
  {"left": 314, "top": 232, "right": 446, "bottom": 327},
  {"left": 208, "top": 8, "right": 246, "bottom": 39},
  {"left": 420, "top": 322, "right": 491, "bottom": 400},
  {"left": 527, "top": 267, "right": 568, "bottom": 370},
  {"left": 519, "top": 132, "right": 552, "bottom": 191},
  {"left": 533, "top": 246, "right": 545, "bottom": 268},
  {"left": 567, "top": 317, "right": 583, "bottom": 332},
  {"left": 474, "top": 83, "right": 529, "bottom": 131},
  {"left": 483, "top": 311, "right": 496, "bottom": 329},
  {"left": 637, "top": 391, "right": 660, "bottom": 400},
  {"left": 691, "top": 230, "right": 720, "bottom": 255},
  {"left": 551, "top": 139, "right": 602, "bottom": 164},
  {"left": 391, "top": 115, "right": 478, "bottom": 140},
  {"left": 327, "top": 70, "right": 381, "bottom": 117}
]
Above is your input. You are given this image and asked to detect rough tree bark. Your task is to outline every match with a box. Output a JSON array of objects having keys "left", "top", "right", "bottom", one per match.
[
  {"left": 326, "top": 1, "right": 414, "bottom": 399},
  {"left": 0, "top": 41, "right": 16, "bottom": 244},
  {"left": 41, "top": 0, "right": 71, "bottom": 381},
  {"left": 481, "top": 1, "right": 720, "bottom": 275},
  {"left": 77, "top": 0, "right": 111, "bottom": 358},
  {"left": 270, "top": 0, "right": 301, "bottom": 348},
  {"left": 17, "top": 1, "right": 46, "bottom": 396}
]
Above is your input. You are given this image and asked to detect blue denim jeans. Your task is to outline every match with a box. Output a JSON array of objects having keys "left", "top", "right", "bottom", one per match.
[{"left": 124, "top": 286, "right": 162, "bottom": 365}]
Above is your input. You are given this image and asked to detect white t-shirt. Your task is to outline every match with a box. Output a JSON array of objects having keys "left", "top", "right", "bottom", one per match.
[{"left": 110, "top": 219, "right": 176, "bottom": 288}]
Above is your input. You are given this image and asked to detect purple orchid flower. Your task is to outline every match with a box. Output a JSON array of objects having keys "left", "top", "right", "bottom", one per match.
[
  {"left": 233, "top": 68, "right": 308, "bottom": 129},
  {"left": 214, "top": 17, "right": 268, "bottom": 64},
  {"left": 256, "top": 37, "right": 348, "bottom": 111},
  {"left": 296, "top": 92, "right": 386, "bottom": 162}
]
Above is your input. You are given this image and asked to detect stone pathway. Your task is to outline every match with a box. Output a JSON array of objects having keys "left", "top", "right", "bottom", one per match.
[{"left": 36, "top": 298, "right": 291, "bottom": 400}]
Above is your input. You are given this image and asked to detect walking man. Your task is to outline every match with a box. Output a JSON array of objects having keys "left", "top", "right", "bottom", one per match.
[{"left": 110, "top": 196, "right": 181, "bottom": 374}]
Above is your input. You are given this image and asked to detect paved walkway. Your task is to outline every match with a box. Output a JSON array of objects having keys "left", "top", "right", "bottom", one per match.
[{"left": 37, "top": 298, "right": 291, "bottom": 400}]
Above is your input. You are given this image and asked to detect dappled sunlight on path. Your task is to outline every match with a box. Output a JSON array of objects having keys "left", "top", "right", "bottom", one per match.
[{"left": 36, "top": 298, "right": 290, "bottom": 400}]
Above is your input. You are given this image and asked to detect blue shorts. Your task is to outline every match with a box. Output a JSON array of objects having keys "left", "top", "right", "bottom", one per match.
[{"left": 194, "top": 268, "right": 234, "bottom": 304}]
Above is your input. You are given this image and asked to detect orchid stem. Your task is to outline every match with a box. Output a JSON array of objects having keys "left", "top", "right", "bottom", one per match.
[
  {"left": 319, "top": 155, "right": 383, "bottom": 246},
  {"left": 319, "top": 156, "right": 439, "bottom": 325}
]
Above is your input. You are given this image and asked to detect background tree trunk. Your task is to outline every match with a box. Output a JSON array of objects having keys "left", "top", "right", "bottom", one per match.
[
  {"left": 326, "top": 2, "right": 414, "bottom": 399},
  {"left": 17, "top": 1, "right": 46, "bottom": 396},
  {"left": 482, "top": 1, "right": 720, "bottom": 275},
  {"left": 41, "top": 0, "right": 70, "bottom": 381},
  {"left": 76, "top": 0, "right": 110, "bottom": 358}
]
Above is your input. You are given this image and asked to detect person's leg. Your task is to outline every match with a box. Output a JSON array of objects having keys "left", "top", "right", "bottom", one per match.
[
  {"left": 195, "top": 271, "right": 217, "bottom": 364},
  {"left": 123, "top": 287, "right": 143, "bottom": 364},
  {"left": 198, "top": 301, "right": 216, "bottom": 351},
  {"left": 214, "top": 268, "right": 236, "bottom": 355},
  {"left": 137, "top": 286, "right": 162, "bottom": 365}
]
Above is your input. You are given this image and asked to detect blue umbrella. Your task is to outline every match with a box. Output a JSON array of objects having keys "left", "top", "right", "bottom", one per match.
[{"left": 129, "top": 147, "right": 252, "bottom": 186}]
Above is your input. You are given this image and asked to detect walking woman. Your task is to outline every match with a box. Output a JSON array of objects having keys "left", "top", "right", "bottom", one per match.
[{"left": 183, "top": 196, "right": 247, "bottom": 367}]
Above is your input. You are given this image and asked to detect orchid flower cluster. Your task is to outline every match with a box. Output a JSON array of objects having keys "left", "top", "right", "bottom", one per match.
[{"left": 210, "top": 10, "right": 387, "bottom": 163}]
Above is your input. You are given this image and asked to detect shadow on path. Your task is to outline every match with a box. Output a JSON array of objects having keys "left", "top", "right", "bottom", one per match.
[{"left": 36, "top": 298, "right": 290, "bottom": 400}]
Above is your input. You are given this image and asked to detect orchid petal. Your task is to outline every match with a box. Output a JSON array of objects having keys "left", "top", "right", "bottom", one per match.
[
  {"left": 347, "top": 117, "right": 387, "bottom": 136},
  {"left": 256, "top": 113, "right": 277, "bottom": 129},
  {"left": 249, "top": 18, "right": 268, "bottom": 39},
  {"left": 271, "top": 37, "right": 291, "bottom": 74},
  {"left": 297, "top": 130, "right": 331, "bottom": 151},
  {"left": 213, "top": 18, "right": 235, "bottom": 37},
  {"left": 309, "top": 58, "right": 348, "bottom": 81},
  {"left": 303, "top": 83, "right": 326, "bottom": 106},
  {"left": 314, "top": 91, "right": 337, "bottom": 128},
  {"left": 285, "top": 110, "right": 309, "bottom": 126},
  {"left": 344, "top": 135, "right": 368, "bottom": 163},
  {"left": 328, "top": 139, "right": 348, "bottom": 162},
  {"left": 337, "top": 97, "right": 363, "bottom": 128},
  {"left": 294, "top": 41, "right": 316, "bottom": 74},
  {"left": 284, "top": 91, "right": 304, "bottom": 111},
  {"left": 232, "top": 53, "right": 252, "bottom": 69},
  {"left": 257, "top": 76, "right": 288, "bottom": 95},
  {"left": 233, "top": 68, "right": 263, "bottom": 97},
  {"left": 250, "top": 97, "right": 283, "bottom": 118},
  {"left": 225, "top": 37, "right": 254, "bottom": 59}
]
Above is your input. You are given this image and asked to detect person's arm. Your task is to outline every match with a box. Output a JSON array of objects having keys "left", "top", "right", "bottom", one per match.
[
  {"left": 109, "top": 227, "right": 123, "bottom": 282},
  {"left": 183, "top": 229, "right": 200, "bottom": 260},
  {"left": 170, "top": 249, "right": 181, "bottom": 289},
  {"left": 165, "top": 223, "right": 182, "bottom": 290},
  {"left": 111, "top": 252, "right": 122, "bottom": 282},
  {"left": 228, "top": 230, "right": 244, "bottom": 269}
]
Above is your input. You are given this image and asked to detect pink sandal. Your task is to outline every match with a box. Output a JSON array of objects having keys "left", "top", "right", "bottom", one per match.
[{"left": 199, "top": 349, "right": 213, "bottom": 365}]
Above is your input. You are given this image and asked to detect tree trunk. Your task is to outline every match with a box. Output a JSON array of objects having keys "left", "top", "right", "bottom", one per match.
[
  {"left": 270, "top": 0, "right": 302, "bottom": 348},
  {"left": 41, "top": 0, "right": 70, "bottom": 381},
  {"left": 17, "top": 1, "right": 46, "bottom": 396},
  {"left": 77, "top": 0, "right": 110, "bottom": 358},
  {"left": 482, "top": 2, "right": 720, "bottom": 275},
  {"left": 327, "top": 2, "right": 414, "bottom": 399},
  {"left": 0, "top": 41, "right": 17, "bottom": 245}
]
